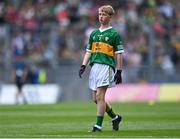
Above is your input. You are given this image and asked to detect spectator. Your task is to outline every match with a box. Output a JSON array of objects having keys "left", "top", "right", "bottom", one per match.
[
  {"left": 0, "top": 0, "right": 178, "bottom": 83},
  {"left": 12, "top": 59, "right": 28, "bottom": 104},
  {"left": 26, "top": 64, "right": 39, "bottom": 84},
  {"left": 38, "top": 68, "right": 47, "bottom": 84}
]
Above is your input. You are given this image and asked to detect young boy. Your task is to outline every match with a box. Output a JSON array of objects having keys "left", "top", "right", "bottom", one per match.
[{"left": 79, "top": 5, "right": 124, "bottom": 132}]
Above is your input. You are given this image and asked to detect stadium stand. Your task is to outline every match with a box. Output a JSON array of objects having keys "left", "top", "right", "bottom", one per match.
[{"left": 0, "top": 0, "right": 179, "bottom": 101}]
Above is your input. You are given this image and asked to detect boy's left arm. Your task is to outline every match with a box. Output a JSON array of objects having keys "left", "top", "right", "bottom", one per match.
[{"left": 114, "top": 53, "right": 123, "bottom": 84}]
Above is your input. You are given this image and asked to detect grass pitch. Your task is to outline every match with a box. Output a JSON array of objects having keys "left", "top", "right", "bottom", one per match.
[{"left": 0, "top": 102, "right": 180, "bottom": 138}]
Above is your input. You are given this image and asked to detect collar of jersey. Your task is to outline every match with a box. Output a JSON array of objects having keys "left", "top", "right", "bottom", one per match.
[{"left": 99, "top": 26, "right": 112, "bottom": 32}]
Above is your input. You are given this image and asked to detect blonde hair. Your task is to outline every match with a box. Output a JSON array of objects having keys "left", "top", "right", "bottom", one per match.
[{"left": 98, "top": 5, "right": 115, "bottom": 16}]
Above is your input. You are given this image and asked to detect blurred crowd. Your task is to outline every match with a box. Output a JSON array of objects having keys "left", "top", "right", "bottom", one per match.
[{"left": 0, "top": 0, "right": 179, "bottom": 82}]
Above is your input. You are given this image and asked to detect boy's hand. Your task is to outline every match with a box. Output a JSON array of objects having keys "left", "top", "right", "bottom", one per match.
[
  {"left": 114, "top": 70, "right": 122, "bottom": 84},
  {"left": 79, "top": 65, "right": 86, "bottom": 78}
]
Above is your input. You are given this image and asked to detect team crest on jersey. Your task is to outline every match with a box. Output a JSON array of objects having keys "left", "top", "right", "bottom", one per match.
[
  {"left": 98, "top": 35, "right": 103, "bottom": 40},
  {"left": 105, "top": 37, "right": 109, "bottom": 41}
]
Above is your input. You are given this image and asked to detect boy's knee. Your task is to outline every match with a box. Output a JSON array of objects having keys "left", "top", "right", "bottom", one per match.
[{"left": 96, "top": 93, "right": 104, "bottom": 102}]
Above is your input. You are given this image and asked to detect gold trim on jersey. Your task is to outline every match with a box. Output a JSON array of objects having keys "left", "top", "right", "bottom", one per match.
[{"left": 92, "top": 42, "right": 114, "bottom": 57}]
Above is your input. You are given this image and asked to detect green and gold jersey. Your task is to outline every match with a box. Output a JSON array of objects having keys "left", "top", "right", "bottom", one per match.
[{"left": 87, "top": 27, "right": 124, "bottom": 70}]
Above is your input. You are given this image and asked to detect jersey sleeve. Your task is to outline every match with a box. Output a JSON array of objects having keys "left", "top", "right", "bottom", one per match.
[{"left": 114, "top": 32, "right": 124, "bottom": 54}]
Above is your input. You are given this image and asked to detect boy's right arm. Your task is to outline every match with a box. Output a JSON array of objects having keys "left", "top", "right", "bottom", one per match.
[
  {"left": 82, "top": 51, "right": 91, "bottom": 66},
  {"left": 79, "top": 51, "right": 91, "bottom": 78}
]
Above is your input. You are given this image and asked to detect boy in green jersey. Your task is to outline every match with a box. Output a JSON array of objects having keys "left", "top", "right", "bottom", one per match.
[{"left": 79, "top": 5, "right": 124, "bottom": 132}]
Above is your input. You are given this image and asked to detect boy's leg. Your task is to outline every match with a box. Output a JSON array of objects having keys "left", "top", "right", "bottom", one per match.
[
  {"left": 92, "top": 92, "right": 119, "bottom": 120},
  {"left": 91, "top": 86, "right": 107, "bottom": 132},
  {"left": 106, "top": 102, "right": 122, "bottom": 131},
  {"left": 92, "top": 89, "right": 122, "bottom": 131},
  {"left": 106, "top": 103, "right": 116, "bottom": 118},
  {"left": 94, "top": 93, "right": 117, "bottom": 118},
  {"left": 107, "top": 103, "right": 122, "bottom": 131}
]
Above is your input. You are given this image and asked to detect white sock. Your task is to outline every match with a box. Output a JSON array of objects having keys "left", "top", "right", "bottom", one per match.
[
  {"left": 94, "top": 124, "right": 102, "bottom": 129},
  {"left": 112, "top": 115, "right": 118, "bottom": 121}
]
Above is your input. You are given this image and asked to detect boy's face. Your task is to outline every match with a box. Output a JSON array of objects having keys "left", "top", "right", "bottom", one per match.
[{"left": 98, "top": 9, "right": 111, "bottom": 25}]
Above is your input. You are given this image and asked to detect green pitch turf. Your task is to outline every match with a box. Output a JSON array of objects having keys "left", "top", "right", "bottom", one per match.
[{"left": 0, "top": 102, "right": 180, "bottom": 138}]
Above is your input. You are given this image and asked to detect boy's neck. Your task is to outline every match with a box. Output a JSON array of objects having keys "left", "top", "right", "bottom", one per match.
[
  {"left": 99, "top": 25, "right": 112, "bottom": 32},
  {"left": 100, "top": 24, "right": 110, "bottom": 30}
]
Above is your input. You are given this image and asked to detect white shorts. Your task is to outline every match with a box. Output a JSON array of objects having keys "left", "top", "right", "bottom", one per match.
[{"left": 89, "top": 63, "right": 115, "bottom": 91}]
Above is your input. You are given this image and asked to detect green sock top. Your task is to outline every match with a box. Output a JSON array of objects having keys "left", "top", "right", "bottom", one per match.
[
  {"left": 96, "top": 116, "right": 104, "bottom": 127},
  {"left": 107, "top": 108, "right": 116, "bottom": 119}
]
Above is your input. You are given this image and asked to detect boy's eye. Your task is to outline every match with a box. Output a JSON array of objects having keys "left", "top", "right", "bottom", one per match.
[{"left": 99, "top": 13, "right": 107, "bottom": 16}]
